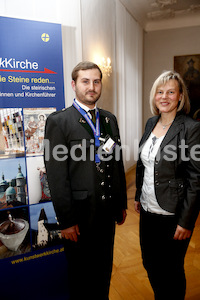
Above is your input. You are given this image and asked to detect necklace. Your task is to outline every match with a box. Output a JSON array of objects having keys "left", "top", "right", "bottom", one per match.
[{"left": 159, "top": 119, "right": 173, "bottom": 130}]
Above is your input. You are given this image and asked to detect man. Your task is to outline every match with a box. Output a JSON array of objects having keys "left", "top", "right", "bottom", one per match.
[{"left": 44, "top": 61, "right": 127, "bottom": 300}]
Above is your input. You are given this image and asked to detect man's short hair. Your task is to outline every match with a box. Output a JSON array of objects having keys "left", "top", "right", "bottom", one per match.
[{"left": 71, "top": 61, "right": 103, "bottom": 82}]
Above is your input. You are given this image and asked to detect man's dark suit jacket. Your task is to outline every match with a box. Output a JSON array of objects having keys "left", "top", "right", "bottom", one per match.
[
  {"left": 44, "top": 105, "right": 127, "bottom": 230},
  {"left": 135, "top": 112, "right": 200, "bottom": 230}
]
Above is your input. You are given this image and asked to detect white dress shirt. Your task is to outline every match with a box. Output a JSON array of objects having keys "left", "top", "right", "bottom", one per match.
[
  {"left": 75, "top": 99, "right": 96, "bottom": 120},
  {"left": 140, "top": 133, "right": 174, "bottom": 216}
]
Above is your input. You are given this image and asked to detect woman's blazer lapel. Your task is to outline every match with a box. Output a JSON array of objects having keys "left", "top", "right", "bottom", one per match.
[
  {"left": 139, "top": 116, "right": 159, "bottom": 147},
  {"left": 138, "top": 113, "right": 185, "bottom": 161},
  {"left": 159, "top": 114, "right": 186, "bottom": 151}
]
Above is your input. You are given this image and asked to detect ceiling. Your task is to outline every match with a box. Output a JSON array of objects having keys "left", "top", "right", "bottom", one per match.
[{"left": 120, "top": 0, "right": 200, "bottom": 31}]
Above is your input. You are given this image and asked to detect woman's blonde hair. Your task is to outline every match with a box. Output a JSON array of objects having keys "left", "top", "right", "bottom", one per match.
[{"left": 150, "top": 70, "right": 190, "bottom": 115}]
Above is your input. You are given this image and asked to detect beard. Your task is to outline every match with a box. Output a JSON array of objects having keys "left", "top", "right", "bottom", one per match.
[{"left": 75, "top": 89, "right": 101, "bottom": 107}]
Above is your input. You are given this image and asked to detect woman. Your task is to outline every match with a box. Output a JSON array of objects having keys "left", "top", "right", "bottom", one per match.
[{"left": 135, "top": 71, "right": 200, "bottom": 300}]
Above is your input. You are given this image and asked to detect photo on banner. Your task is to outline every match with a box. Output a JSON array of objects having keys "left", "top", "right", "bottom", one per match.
[
  {"left": 24, "top": 107, "right": 56, "bottom": 156},
  {"left": 0, "top": 206, "right": 31, "bottom": 259},
  {"left": 26, "top": 155, "right": 51, "bottom": 205},
  {"left": 0, "top": 108, "right": 25, "bottom": 159},
  {"left": 0, "top": 157, "right": 28, "bottom": 210},
  {"left": 29, "top": 202, "right": 62, "bottom": 251}
]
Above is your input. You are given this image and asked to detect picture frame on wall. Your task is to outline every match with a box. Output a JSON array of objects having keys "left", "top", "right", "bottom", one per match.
[{"left": 174, "top": 54, "right": 200, "bottom": 120}]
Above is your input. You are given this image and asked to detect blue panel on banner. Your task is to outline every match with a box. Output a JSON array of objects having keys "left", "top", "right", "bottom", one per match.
[
  {"left": 0, "top": 246, "right": 69, "bottom": 300},
  {"left": 0, "top": 16, "right": 65, "bottom": 110}
]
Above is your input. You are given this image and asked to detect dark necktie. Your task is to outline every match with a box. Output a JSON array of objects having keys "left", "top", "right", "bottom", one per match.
[{"left": 89, "top": 109, "right": 96, "bottom": 124}]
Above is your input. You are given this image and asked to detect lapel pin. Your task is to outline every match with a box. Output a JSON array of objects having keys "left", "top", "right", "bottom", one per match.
[
  {"left": 79, "top": 118, "right": 86, "bottom": 124},
  {"left": 105, "top": 117, "right": 110, "bottom": 124}
]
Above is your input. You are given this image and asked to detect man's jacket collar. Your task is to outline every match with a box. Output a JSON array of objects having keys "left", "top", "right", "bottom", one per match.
[{"left": 73, "top": 105, "right": 113, "bottom": 137}]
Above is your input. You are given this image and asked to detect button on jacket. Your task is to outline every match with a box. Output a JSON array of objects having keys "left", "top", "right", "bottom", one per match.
[{"left": 135, "top": 112, "right": 200, "bottom": 230}]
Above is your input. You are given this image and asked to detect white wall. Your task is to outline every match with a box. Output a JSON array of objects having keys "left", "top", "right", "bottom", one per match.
[
  {"left": 144, "top": 25, "right": 200, "bottom": 127},
  {"left": 0, "top": 0, "right": 83, "bottom": 108}
]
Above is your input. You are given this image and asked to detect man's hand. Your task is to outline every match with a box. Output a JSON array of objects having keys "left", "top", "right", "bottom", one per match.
[
  {"left": 173, "top": 225, "right": 192, "bottom": 240},
  {"left": 117, "top": 209, "right": 127, "bottom": 225},
  {"left": 134, "top": 201, "right": 141, "bottom": 213},
  {"left": 61, "top": 225, "right": 80, "bottom": 242}
]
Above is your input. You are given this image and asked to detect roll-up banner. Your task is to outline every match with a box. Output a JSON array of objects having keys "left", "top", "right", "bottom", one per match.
[{"left": 0, "top": 17, "right": 69, "bottom": 300}]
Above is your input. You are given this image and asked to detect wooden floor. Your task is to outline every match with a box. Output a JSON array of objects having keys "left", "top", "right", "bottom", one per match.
[{"left": 110, "top": 167, "right": 200, "bottom": 300}]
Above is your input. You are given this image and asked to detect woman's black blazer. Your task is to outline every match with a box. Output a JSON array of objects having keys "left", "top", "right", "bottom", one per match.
[{"left": 135, "top": 112, "right": 200, "bottom": 230}]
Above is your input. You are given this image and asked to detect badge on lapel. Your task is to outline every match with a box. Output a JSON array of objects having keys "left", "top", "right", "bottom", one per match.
[
  {"left": 105, "top": 117, "right": 110, "bottom": 124},
  {"left": 79, "top": 117, "right": 86, "bottom": 124}
]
